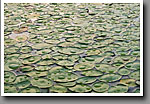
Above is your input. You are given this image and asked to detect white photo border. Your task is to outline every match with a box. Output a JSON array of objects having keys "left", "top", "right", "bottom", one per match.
[{"left": 1, "top": 0, "right": 143, "bottom": 96}]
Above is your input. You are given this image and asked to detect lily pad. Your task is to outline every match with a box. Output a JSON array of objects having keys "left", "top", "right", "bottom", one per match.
[
  {"left": 86, "top": 49, "right": 101, "bottom": 56},
  {"left": 35, "top": 66, "right": 51, "bottom": 71},
  {"left": 20, "top": 46, "right": 32, "bottom": 53},
  {"left": 57, "top": 60, "right": 74, "bottom": 66},
  {"left": 36, "top": 59, "right": 54, "bottom": 65},
  {"left": 21, "top": 65, "right": 34, "bottom": 72},
  {"left": 108, "top": 84, "right": 128, "bottom": 93},
  {"left": 4, "top": 84, "right": 18, "bottom": 93},
  {"left": 5, "top": 61, "right": 21, "bottom": 71},
  {"left": 21, "top": 56, "right": 41, "bottom": 64},
  {"left": 31, "top": 78, "right": 53, "bottom": 88},
  {"left": 81, "top": 70, "right": 103, "bottom": 77},
  {"left": 69, "top": 84, "right": 92, "bottom": 93},
  {"left": 36, "top": 49, "right": 52, "bottom": 55},
  {"left": 77, "top": 77, "right": 97, "bottom": 84},
  {"left": 125, "top": 61, "right": 140, "bottom": 70},
  {"left": 20, "top": 87, "right": 40, "bottom": 93},
  {"left": 99, "top": 74, "right": 122, "bottom": 82},
  {"left": 95, "top": 64, "right": 118, "bottom": 73},
  {"left": 4, "top": 46, "right": 19, "bottom": 54},
  {"left": 48, "top": 72, "right": 78, "bottom": 82},
  {"left": 120, "top": 79, "right": 137, "bottom": 87},
  {"left": 13, "top": 75, "right": 30, "bottom": 89},
  {"left": 32, "top": 43, "right": 53, "bottom": 49},
  {"left": 92, "top": 82, "right": 109, "bottom": 92},
  {"left": 58, "top": 47, "right": 84, "bottom": 55},
  {"left": 80, "top": 55, "right": 104, "bottom": 63},
  {"left": 49, "top": 85, "right": 67, "bottom": 93},
  {"left": 129, "top": 70, "right": 140, "bottom": 80},
  {"left": 27, "top": 70, "right": 48, "bottom": 77},
  {"left": 58, "top": 82, "right": 76, "bottom": 87},
  {"left": 118, "top": 68, "right": 131, "bottom": 75},
  {"left": 4, "top": 71, "right": 16, "bottom": 83},
  {"left": 74, "top": 62, "right": 95, "bottom": 71}
]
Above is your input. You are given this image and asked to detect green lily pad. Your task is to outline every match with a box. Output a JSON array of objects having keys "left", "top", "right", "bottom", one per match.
[
  {"left": 58, "top": 42, "right": 75, "bottom": 47},
  {"left": 36, "top": 49, "right": 52, "bottom": 55},
  {"left": 118, "top": 68, "right": 130, "bottom": 75},
  {"left": 58, "top": 82, "right": 76, "bottom": 87},
  {"left": 52, "top": 54, "right": 68, "bottom": 60},
  {"left": 16, "top": 80, "right": 31, "bottom": 89},
  {"left": 108, "top": 84, "right": 128, "bottom": 93},
  {"left": 74, "top": 62, "right": 95, "bottom": 71},
  {"left": 20, "top": 46, "right": 32, "bottom": 53},
  {"left": 13, "top": 75, "right": 30, "bottom": 89},
  {"left": 20, "top": 87, "right": 40, "bottom": 93},
  {"left": 4, "top": 71, "right": 16, "bottom": 83},
  {"left": 27, "top": 70, "right": 48, "bottom": 77},
  {"left": 99, "top": 74, "right": 122, "bottom": 82},
  {"left": 80, "top": 55, "right": 104, "bottom": 63},
  {"left": 49, "top": 85, "right": 67, "bottom": 93},
  {"left": 86, "top": 49, "right": 101, "bottom": 56},
  {"left": 133, "top": 88, "right": 140, "bottom": 93},
  {"left": 5, "top": 61, "right": 21, "bottom": 71},
  {"left": 35, "top": 66, "right": 51, "bottom": 71},
  {"left": 42, "top": 54, "right": 52, "bottom": 60},
  {"left": 31, "top": 78, "right": 53, "bottom": 88},
  {"left": 48, "top": 72, "right": 78, "bottom": 82},
  {"left": 49, "top": 66, "right": 72, "bottom": 73},
  {"left": 19, "top": 54, "right": 32, "bottom": 59},
  {"left": 67, "top": 55, "right": 79, "bottom": 62},
  {"left": 95, "top": 64, "right": 118, "bottom": 73},
  {"left": 58, "top": 47, "right": 84, "bottom": 55},
  {"left": 4, "top": 46, "right": 19, "bottom": 54},
  {"left": 45, "top": 39, "right": 60, "bottom": 44},
  {"left": 21, "top": 56, "right": 41, "bottom": 64},
  {"left": 32, "top": 43, "right": 53, "bottom": 49},
  {"left": 36, "top": 59, "right": 54, "bottom": 65},
  {"left": 57, "top": 60, "right": 74, "bottom": 66},
  {"left": 4, "top": 39, "right": 17, "bottom": 46},
  {"left": 4, "top": 84, "right": 18, "bottom": 93},
  {"left": 77, "top": 77, "right": 97, "bottom": 84},
  {"left": 28, "top": 38, "right": 43, "bottom": 44},
  {"left": 130, "top": 51, "right": 140, "bottom": 56},
  {"left": 120, "top": 79, "right": 137, "bottom": 87},
  {"left": 125, "top": 61, "right": 140, "bottom": 70},
  {"left": 69, "top": 84, "right": 92, "bottom": 93},
  {"left": 129, "top": 70, "right": 140, "bottom": 80},
  {"left": 113, "top": 56, "right": 136, "bottom": 64},
  {"left": 81, "top": 70, "right": 103, "bottom": 76},
  {"left": 13, "top": 75, "right": 30, "bottom": 84},
  {"left": 21, "top": 65, "right": 34, "bottom": 72},
  {"left": 92, "top": 82, "right": 109, "bottom": 92}
]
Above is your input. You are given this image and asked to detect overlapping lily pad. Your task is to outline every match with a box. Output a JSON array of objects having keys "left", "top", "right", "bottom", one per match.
[
  {"left": 81, "top": 70, "right": 103, "bottom": 76},
  {"left": 58, "top": 47, "right": 84, "bottom": 55},
  {"left": 77, "top": 77, "right": 97, "bottom": 84},
  {"left": 92, "top": 82, "right": 109, "bottom": 93},
  {"left": 69, "top": 84, "right": 92, "bottom": 93},
  {"left": 99, "top": 74, "right": 122, "bottom": 82},
  {"left": 20, "top": 87, "right": 40, "bottom": 93},
  {"left": 21, "top": 56, "right": 41, "bottom": 64},
  {"left": 108, "top": 84, "right": 128, "bottom": 93},
  {"left": 95, "top": 64, "right": 118, "bottom": 73},
  {"left": 4, "top": 71, "right": 16, "bottom": 83},
  {"left": 49, "top": 85, "right": 67, "bottom": 93},
  {"left": 74, "top": 62, "right": 95, "bottom": 71},
  {"left": 4, "top": 84, "right": 18, "bottom": 93},
  {"left": 48, "top": 72, "right": 79, "bottom": 82},
  {"left": 31, "top": 78, "right": 53, "bottom": 88}
]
